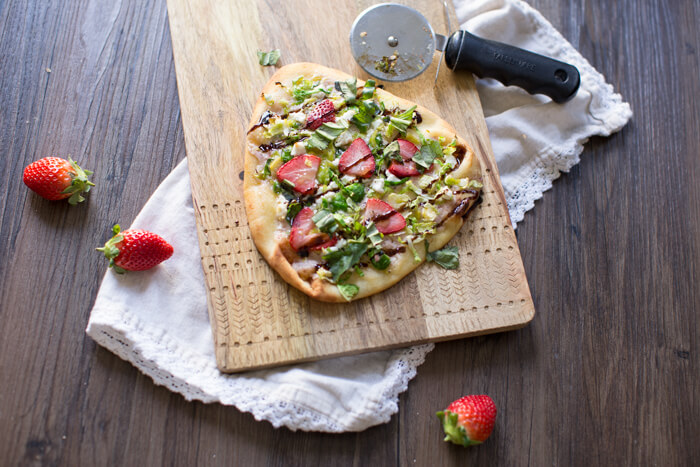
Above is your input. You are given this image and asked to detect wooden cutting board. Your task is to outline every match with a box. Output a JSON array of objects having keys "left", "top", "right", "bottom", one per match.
[{"left": 166, "top": 0, "right": 535, "bottom": 372}]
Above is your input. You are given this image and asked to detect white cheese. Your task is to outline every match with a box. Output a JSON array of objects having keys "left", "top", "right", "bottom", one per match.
[
  {"left": 291, "top": 141, "right": 306, "bottom": 156},
  {"left": 325, "top": 238, "right": 347, "bottom": 254},
  {"left": 335, "top": 130, "right": 355, "bottom": 147},
  {"left": 336, "top": 108, "right": 357, "bottom": 124},
  {"left": 316, "top": 267, "right": 333, "bottom": 282},
  {"left": 275, "top": 195, "right": 288, "bottom": 221},
  {"left": 313, "top": 190, "right": 336, "bottom": 207},
  {"left": 385, "top": 172, "right": 402, "bottom": 183},
  {"left": 288, "top": 111, "right": 306, "bottom": 125},
  {"left": 370, "top": 177, "right": 385, "bottom": 194},
  {"left": 340, "top": 174, "right": 356, "bottom": 185}
]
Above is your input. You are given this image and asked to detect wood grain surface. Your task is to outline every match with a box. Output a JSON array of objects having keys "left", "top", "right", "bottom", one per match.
[
  {"left": 0, "top": 0, "right": 698, "bottom": 465},
  {"left": 166, "top": 0, "right": 533, "bottom": 372}
]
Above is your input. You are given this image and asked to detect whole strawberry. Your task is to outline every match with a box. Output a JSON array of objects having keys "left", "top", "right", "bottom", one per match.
[
  {"left": 97, "top": 224, "right": 173, "bottom": 273},
  {"left": 23, "top": 156, "right": 95, "bottom": 205},
  {"left": 436, "top": 395, "right": 497, "bottom": 447}
]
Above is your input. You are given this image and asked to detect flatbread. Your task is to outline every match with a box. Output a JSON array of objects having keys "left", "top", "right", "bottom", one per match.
[{"left": 244, "top": 63, "right": 482, "bottom": 302}]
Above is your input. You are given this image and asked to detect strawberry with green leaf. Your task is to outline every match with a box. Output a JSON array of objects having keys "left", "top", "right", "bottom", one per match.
[
  {"left": 97, "top": 225, "right": 173, "bottom": 273},
  {"left": 437, "top": 395, "right": 497, "bottom": 447},
  {"left": 23, "top": 156, "right": 95, "bottom": 205}
]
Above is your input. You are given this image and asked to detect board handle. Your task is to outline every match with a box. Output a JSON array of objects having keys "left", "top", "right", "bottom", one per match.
[{"left": 444, "top": 30, "right": 580, "bottom": 103}]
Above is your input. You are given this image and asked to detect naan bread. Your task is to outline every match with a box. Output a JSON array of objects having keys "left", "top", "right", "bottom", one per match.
[{"left": 244, "top": 63, "right": 481, "bottom": 302}]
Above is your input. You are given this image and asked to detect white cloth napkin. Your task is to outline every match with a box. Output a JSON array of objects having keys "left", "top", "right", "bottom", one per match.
[{"left": 86, "top": 0, "right": 631, "bottom": 432}]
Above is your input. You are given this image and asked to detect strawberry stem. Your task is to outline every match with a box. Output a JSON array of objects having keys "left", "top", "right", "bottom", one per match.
[
  {"left": 436, "top": 410, "right": 482, "bottom": 447},
  {"left": 96, "top": 224, "right": 125, "bottom": 273},
  {"left": 62, "top": 157, "right": 96, "bottom": 205}
]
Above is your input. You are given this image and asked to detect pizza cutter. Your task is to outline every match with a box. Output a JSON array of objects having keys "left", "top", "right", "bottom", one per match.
[{"left": 349, "top": 3, "right": 580, "bottom": 103}]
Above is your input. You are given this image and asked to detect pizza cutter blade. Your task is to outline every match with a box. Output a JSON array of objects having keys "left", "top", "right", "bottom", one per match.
[{"left": 349, "top": 3, "right": 580, "bottom": 103}]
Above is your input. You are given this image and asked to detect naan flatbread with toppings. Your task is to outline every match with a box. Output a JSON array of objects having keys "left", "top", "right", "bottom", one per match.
[{"left": 244, "top": 63, "right": 482, "bottom": 302}]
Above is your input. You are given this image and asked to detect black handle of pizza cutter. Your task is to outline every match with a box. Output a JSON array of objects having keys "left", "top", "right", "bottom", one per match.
[{"left": 444, "top": 31, "right": 580, "bottom": 103}]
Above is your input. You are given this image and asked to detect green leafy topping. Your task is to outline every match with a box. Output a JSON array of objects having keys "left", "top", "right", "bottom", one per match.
[
  {"left": 351, "top": 100, "right": 381, "bottom": 132},
  {"left": 369, "top": 131, "right": 383, "bottom": 151},
  {"left": 273, "top": 180, "right": 296, "bottom": 199},
  {"left": 388, "top": 105, "right": 416, "bottom": 134},
  {"left": 400, "top": 180, "right": 422, "bottom": 196},
  {"left": 281, "top": 148, "right": 293, "bottom": 162},
  {"left": 312, "top": 210, "right": 339, "bottom": 234},
  {"left": 316, "top": 160, "right": 333, "bottom": 185},
  {"left": 385, "top": 192, "right": 410, "bottom": 210},
  {"left": 286, "top": 201, "right": 303, "bottom": 225},
  {"left": 329, "top": 192, "right": 348, "bottom": 212},
  {"left": 408, "top": 219, "right": 435, "bottom": 237},
  {"left": 369, "top": 250, "right": 391, "bottom": 270},
  {"left": 362, "top": 79, "right": 376, "bottom": 99},
  {"left": 426, "top": 243, "right": 460, "bottom": 270},
  {"left": 257, "top": 49, "right": 280, "bottom": 66},
  {"left": 337, "top": 283, "right": 360, "bottom": 301},
  {"left": 384, "top": 177, "right": 408, "bottom": 188},
  {"left": 329, "top": 172, "right": 364, "bottom": 207},
  {"left": 335, "top": 78, "right": 357, "bottom": 104},
  {"left": 382, "top": 140, "right": 402, "bottom": 163},
  {"left": 284, "top": 131, "right": 305, "bottom": 146},
  {"left": 345, "top": 182, "right": 365, "bottom": 202},
  {"left": 306, "top": 121, "right": 348, "bottom": 150},
  {"left": 413, "top": 140, "right": 442, "bottom": 172},
  {"left": 444, "top": 175, "right": 460, "bottom": 186},
  {"left": 262, "top": 158, "right": 273, "bottom": 178},
  {"left": 366, "top": 223, "right": 383, "bottom": 247},
  {"left": 262, "top": 120, "right": 285, "bottom": 139},
  {"left": 291, "top": 76, "right": 328, "bottom": 103},
  {"left": 323, "top": 242, "right": 369, "bottom": 281}
]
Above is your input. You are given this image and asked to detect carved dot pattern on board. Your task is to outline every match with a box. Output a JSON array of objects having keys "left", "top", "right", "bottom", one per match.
[
  {"left": 216, "top": 298, "right": 530, "bottom": 346},
  {"left": 197, "top": 198, "right": 529, "bottom": 347}
]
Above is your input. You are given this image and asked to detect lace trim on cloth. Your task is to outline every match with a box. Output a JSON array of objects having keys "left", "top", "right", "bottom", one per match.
[{"left": 88, "top": 310, "right": 433, "bottom": 432}]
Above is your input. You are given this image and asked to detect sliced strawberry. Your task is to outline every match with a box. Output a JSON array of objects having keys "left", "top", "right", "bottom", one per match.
[
  {"left": 397, "top": 139, "right": 419, "bottom": 159},
  {"left": 345, "top": 157, "right": 376, "bottom": 178},
  {"left": 276, "top": 155, "right": 320, "bottom": 195},
  {"left": 388, "top": 160, "right": 420, "bottom": 177},
  {"left": 363, "top": 198, "right": 406, "bottom": 234},
  {"left": 306, "top": 99, "right": 336, "bottom": 130},
  {"left": 289, "top": 207, "right": 333, "bottom": 251},
  {"left": 310, "top": 236, "right": 337, "bottom": 251},
  {"left": 310, "top": 113, "right": 336, "bottom": 130},
  {"left": 387, "top": 139, "right": 431, "bottom": 177},
  {"left": 339, "top": 138, "right": 375, "bottom": 178}
]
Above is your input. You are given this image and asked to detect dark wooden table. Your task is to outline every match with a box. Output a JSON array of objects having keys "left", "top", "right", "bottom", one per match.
[{"left": 1, "top": 0, "right": 698, "bottom": 465}]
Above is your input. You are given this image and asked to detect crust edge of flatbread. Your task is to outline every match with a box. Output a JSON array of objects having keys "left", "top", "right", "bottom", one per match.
[{"left": 243, "top": 62, "right": 481, "bottom": 302}]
